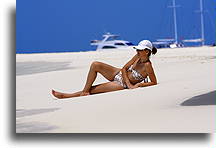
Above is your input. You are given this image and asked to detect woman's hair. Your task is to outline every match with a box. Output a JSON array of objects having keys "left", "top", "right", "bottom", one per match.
[
  {"left": 152, "top": 46, "right": 157, "bottom": 55},
  {"left": 146, "top": 47, "right": 157, "bottom": 57}
]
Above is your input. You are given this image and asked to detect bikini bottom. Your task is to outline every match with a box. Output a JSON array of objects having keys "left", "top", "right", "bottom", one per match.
[{"left": 113, "top": 71, "right": 127, "bottom": 89}]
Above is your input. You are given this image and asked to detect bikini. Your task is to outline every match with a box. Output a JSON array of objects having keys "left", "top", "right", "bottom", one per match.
[{"left": 113, "top": 65, "right": 148, "bottom": 88}]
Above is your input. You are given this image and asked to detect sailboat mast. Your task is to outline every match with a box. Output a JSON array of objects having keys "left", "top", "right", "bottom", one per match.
[
  {"left": 200, "top": 0, "right": 205, "bottom": 46},
  {"left": 168, "top": 0, "right": 179, "bottom": 45},
  {"left": 173, "top": 0, "right": 178, "bottom": 44}
]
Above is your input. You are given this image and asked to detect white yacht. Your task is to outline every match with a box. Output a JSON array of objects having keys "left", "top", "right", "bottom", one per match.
[{"left": 90, "top": 33, "right": 134, "bottom": 50}]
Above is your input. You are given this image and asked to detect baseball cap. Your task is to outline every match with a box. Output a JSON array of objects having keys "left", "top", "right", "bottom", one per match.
[{"left": 133, "top": 40, "right": 153, "bottom": 51}]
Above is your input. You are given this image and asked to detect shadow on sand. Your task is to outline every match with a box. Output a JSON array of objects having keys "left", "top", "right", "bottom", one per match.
[
  {"left": 181, "top": 91, "right": 216, "bottom": 106},
  {"left": 16, "top": 61, "right": 72, "bottom": 76}
]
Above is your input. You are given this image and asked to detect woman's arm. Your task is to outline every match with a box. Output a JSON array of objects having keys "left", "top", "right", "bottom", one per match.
[
  {"left": 121, "top": 54, "right": 138, "bottom": 88},
  {"left": 137, "top": 62, "right": 157, "bottom": 87}
]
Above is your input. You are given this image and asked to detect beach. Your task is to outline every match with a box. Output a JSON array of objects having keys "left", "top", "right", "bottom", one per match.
[{"left": 16, "top": 46, "right": 216, "bottom": 133}]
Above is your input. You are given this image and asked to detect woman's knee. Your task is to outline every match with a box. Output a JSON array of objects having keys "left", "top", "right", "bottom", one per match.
[{"left": 90, "top": 61, "right": 102, "bottom": 70}]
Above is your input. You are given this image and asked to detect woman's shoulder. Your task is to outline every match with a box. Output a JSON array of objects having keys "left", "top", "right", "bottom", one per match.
[
  {"left": 144, "top": 60, "right": 152, "bottom": 67},
  {"left": 144, "top": 60, "right": 154, "bottom": 73}
]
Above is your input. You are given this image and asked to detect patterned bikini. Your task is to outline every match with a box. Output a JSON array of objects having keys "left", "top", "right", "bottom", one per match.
[{"left": 113, "top": 65, "right": 148, "bottom": 88}]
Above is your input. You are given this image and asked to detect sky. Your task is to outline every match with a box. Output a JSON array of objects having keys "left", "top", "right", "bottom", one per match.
[{"left": 17, "top": 0, "right": 216, "bottom": 53}]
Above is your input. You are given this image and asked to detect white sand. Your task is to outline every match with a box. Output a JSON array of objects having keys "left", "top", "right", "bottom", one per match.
[{"left": 16, "top": 46, "right": 216, "bottom": 133}]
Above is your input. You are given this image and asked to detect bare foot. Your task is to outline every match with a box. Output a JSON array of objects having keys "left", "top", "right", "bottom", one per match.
[
  {"left": 52, "top": 90, "right": 64, "bottom": 99},
  {"left": 80, "top": 91, "right": 90, "bottom": 96}
]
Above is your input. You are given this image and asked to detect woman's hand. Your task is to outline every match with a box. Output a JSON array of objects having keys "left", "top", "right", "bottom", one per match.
[{"left": 127, "top": 83, "right": 140, "bottom": 89}]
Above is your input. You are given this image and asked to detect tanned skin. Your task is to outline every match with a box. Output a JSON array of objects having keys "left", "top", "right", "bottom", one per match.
[{"left": 52, "top": 49, "right": 157, "bottom": 99}]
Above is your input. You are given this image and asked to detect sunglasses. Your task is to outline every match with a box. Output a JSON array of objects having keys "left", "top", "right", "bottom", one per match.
[{"left": 136, "top": 48, "right": 149, "bottom": 52}]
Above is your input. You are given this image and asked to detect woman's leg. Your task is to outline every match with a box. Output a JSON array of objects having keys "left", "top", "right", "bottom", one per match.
[
  {"left": 81, "top": 61, "right": 120, "bottom": 94},
  {"left": 52, "top": 90, "right": 82, "bottom": 99},
  {"left": 90, "top": 81, "right": 124, "bottom": 94},
  {"left": 52, "top": 82, "right": 124, "bottom": 99}
]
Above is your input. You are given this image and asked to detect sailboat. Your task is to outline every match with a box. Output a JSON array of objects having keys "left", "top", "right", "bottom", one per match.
[
  {"left": 153, "top": 0, "right": 182, "bottom": 48},
  {"left": 182, "top": 0, "right": 205, "bottom": 46},
  {"left": 154, "top": 0, "right": 206, "bottom": 48}
]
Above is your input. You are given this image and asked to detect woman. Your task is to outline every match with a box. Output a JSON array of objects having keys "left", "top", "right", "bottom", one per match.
[{"left": 52, "top": 40, "right": 157, "bottom": 99}]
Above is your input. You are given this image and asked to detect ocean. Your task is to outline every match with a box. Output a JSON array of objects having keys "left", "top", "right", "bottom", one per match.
[{"left": 16, "top": 48, "right": 96, "bottom": 54}]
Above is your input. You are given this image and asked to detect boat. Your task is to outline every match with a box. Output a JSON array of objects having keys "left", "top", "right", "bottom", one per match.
[
  {"left": 90, "top": 32, "right": 134, "bottom": 50},
  {"left": 181, "top": 0, "right": 206, "bottom": 46},
  {"left": 154, "top": 0, "right": 208, "bottom": 48},
  {"left": 151, "top": 0, "right": 182, "bottom": 49},
  {"left": 153, "top": 39, "right": 175, "bottom": 48}
]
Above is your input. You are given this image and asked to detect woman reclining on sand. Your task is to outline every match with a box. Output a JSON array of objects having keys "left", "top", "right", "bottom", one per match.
[{"left": 52, "top": 40, "right": 157, "bottom": 99}]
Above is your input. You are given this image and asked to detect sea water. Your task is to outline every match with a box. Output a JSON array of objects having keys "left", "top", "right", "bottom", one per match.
[{"left": 16, "top": 48, "right": 96, "bottom": 54}]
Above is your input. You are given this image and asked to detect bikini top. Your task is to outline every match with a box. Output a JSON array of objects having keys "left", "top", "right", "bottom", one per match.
[{"left": 127, "top": 65, "right": 146, "bottom": 81}]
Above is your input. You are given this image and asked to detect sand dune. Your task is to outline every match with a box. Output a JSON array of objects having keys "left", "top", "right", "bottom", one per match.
[{"left": 16, "top": 46, "right": 216, "bottom": 133}]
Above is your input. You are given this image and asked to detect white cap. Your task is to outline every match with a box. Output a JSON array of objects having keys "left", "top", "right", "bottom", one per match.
[{"left": 133, "top": 40, "right": 153, "bottom": 51}]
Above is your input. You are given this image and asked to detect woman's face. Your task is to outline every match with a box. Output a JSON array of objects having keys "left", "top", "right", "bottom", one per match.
[{"left": 136, "top": 49, "right": 149, "bottom": 60}]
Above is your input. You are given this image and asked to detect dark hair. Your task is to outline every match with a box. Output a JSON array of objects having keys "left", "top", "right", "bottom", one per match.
[
  {"left": 152, "top": 46, "right": 157, "bottom": 55},
  {"left": 146, "top": 47, "right": 157, "bottom": 57}
]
